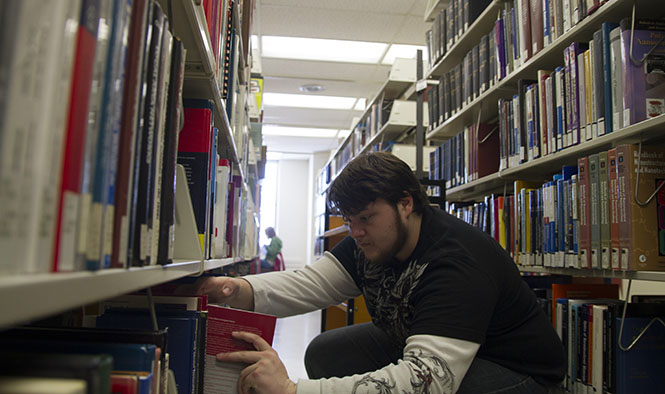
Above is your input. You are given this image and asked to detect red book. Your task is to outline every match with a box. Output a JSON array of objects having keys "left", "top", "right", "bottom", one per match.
[
  {"left": 111, "top": 374, "right": 138, "bottom": 394},
  {"left": 111, "top": 0, "right": 150, "bottom": 268},
  {"left": 550, "top": 283, "right": 619, "bottom": 327},
  {"left": 53, "top": 0, "right": 100, "bottom": 271},
  {"left": 204, "top": 305, "right": 277, "bottom": 392},
  {"left": 476, "top": 123, "right": 499, "bottom": 179},
  {"left": 578, "top": 156, "right": 591, "bottom": 268}
]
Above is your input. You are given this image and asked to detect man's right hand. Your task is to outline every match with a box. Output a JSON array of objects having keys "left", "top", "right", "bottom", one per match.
[{"left": 194, "top": 276, "right": 255, "bottom": 310}]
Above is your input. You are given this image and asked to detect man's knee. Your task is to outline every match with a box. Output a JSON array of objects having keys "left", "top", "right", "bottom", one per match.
[{"left": 304, "top": 330, "right": 334, "bottom": 379}]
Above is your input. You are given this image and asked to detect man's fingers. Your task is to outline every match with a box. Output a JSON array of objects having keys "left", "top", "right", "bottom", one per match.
[
  {"left": 232, "top": 331, "right": 272, "bottom": 351},
  {"left": 238, "top": 364, "right": 259, "bottom": 394},
  {"left": 217, "top": 350, "right": 263, "bottom": 364}
]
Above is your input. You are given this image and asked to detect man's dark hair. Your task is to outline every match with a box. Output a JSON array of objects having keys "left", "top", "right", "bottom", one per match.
[{"left": 327, "top": 152, "right": 430, "bottom": 217}]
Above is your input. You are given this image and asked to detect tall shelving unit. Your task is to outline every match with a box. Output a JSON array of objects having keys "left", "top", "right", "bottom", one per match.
[
  {"left": 0, "top": 0, "right": 261, "bottom": 329},
  {"left": 422, "top": 0, "right": 665, "bottom": 283}
]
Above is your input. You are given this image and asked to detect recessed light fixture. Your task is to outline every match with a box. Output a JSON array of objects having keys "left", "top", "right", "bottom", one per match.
[{"left": 299, "top": 84, "right": 326, "bottom": 93}]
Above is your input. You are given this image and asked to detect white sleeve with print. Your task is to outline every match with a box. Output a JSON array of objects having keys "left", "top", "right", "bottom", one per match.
[
  {"left": 243, "top": 251, "right": 361, "bottom": 317},
  {"left": 296, "top": 334, "right": 479, "bottom": 394}
]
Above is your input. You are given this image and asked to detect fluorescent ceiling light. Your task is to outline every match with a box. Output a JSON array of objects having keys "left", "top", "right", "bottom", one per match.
[
  {"left": 353, "top": 98, "right": 366, "bottom": 111},
  {"left": 263, "top": 125, "right": 340, "bottom": 138},
  {"left": 261, "top": 35, "right": 389, "bottom": 64},
  {"left": 381, "top": 44, "right": 428, "bottom": 65},
  {"left": 263, "top": 92, "right": 358, "bottom": 110}
]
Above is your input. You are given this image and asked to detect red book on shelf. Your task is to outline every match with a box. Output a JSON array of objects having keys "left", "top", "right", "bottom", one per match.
[{"left": 53, "top": 0, "right": 100, "bottom": 272}]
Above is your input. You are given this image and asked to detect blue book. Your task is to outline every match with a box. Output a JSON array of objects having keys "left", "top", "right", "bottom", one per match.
[
  {"left": 554, "top": 67, "right": 566, "bottom": 151},
  {"left": 616, "top": 317, "right": 665, "bottom": 393},
  {"left": 97, "top": 309, "right": 202, "bottom": 394}
]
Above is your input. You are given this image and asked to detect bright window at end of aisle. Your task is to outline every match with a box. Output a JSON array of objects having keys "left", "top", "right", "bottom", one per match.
[{"left": 260, "top": 160, "right": 278, "bottom": 247}]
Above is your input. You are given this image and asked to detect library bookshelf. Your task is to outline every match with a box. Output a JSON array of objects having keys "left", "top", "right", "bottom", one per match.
[{"left": 0, "top": 0, "right": 261, "bottom": 330}]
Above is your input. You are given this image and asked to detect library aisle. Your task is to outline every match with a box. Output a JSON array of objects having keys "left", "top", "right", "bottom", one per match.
[{"left": 272, "top": 311, "right": 321, "bottom": 381}]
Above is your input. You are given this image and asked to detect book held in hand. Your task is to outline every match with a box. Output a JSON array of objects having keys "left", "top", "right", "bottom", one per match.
[{"left": 204, "top": 305, "right": 277, "bottom": 394}]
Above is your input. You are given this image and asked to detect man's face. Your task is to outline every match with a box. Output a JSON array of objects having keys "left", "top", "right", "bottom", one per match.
[{"left": 345, "top": 198, "right": 408, "bottom": 264}]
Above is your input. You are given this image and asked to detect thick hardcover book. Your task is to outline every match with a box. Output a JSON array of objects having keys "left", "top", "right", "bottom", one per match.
[
  {"left": 214, "top": 159, "right": 231, "bottom": 258},
  {"left": 609, "top": 26, "right": 624, "bottom": 133},
  {"left": 131, "top": 2, "right": 166, "bottom": 266},
  {"left": 472, "top": 44, "right": 479, "bottom": 101},
  {"left": 495, "top": 18, "right": 507, "bottom": 80},
  {"left": 538, "top": 70, "right": 551, "bottom": 156},
  {"left": 569, "top": 42, "right": 588, "bottom": 146},
  {"left": 592, "top": 29, "right": 603, "bottom": 136},
  {"left": 577, "top": 156, "right": 591, "bottom": 268},
  {"left": 518, "top": 79, "right": 537, "bottom": 163},
  {"left": 598, "top": 151, "right": 611, "bottom": 269},
  {"left": 157, "top": 37, "right": 186, "bottom": 265},
  {"left": 53, "top": 0, "right": 101, "bottom": 271},
  {"left": 479, "top": 34, "right": 489, "bottom": 93},
  {"left": 519, "top": 0, "right": 532, "bottom": 62},
  {"left": 615, "top": 316, "right": 665, "bottom": 392},
  {"left": 178, "top": 102, "right": 214, "bottom": 256},
  {"left": 77, "top": 0, "right": 112, "bottom": 271},
  {"left": 554, "top": 67, "right": 566, "bottom": 151},
  {"left": 529, "top": 0, "right": 543, "bottom": 56},
  {"left": 204, "top": 305, "right": 276, "bottom": 394},
  {"left": 620, "top": 19, "right": 665, "bottom": 126},
  {"left": 608, "top": 148, "right": 621, "bottom": 269},
  {"left": 588, "top": 154, "right": 601, "bottom": 268},
  {"left": 147, "top": 23, "right": 174, "bottom": 265},
  {"left": 97, "top": 309, "right": 202, "bottom": 394},
  {"left": 114, "top": 0, "right": 151, "bottom": 268},
  {"left": 601, "top": 22, "right": 619, "bottom": 135},
  {"left": 616, "top": 144, "right": 665, "bottom": 271}
]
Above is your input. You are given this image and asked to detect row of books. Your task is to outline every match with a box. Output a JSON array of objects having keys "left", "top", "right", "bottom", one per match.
[
  {"left": 0, "top": 291, "right": 276, "bottom": 394},
  {"left": 497, "top": 19, "right": 665, "bottom": 171},
  {"left": 445, "top": 143, "right": 665, "bottom": 272},
  {"left": 425, "top": 0, "right": 493, "bottom": 69},
  {"left": 546, "top": 283, "right": 665, "bottom": 394},
  {"left": 0, "top": 0, "right": 188, "bottom": 274},
  {"left": 428, "top": 123, "right": 500, "bottom": 189},
  {"left": 426, "top": 31, "right": 497, "bottom": 130},
  {"left": 0, "top": 0, "right": 258, "bottom": 276}
]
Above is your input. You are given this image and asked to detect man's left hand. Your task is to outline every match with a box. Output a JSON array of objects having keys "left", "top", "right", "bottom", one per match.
[{"left": 217, "top": 331, "right": 297, "bottom": 394}]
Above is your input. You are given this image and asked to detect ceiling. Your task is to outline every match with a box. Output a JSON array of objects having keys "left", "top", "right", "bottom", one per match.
[{"left": 252, "top": 0, "right": 429, "bottom": 156}]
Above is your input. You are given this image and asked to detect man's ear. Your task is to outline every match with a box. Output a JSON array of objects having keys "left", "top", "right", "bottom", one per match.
[{"left": 399, "top": 193, "right": 414, "bottom": 215}]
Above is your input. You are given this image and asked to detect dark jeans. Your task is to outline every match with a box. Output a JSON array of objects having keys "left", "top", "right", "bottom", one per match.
[
  {"left": 305, "top": 322, "right": 563, "bottom": 394},
  {"left": 260, "top": 259, "right": 274, "bottom": 272}
]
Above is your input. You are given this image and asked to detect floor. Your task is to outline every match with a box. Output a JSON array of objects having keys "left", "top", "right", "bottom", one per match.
[{"left": 271, "top": 310, "right": 321, "bottom": 382}]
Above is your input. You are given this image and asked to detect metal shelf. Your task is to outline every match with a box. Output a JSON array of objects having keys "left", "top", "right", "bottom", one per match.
[
  {"left": 0, "top": 261, "right": 203, "bottom": 328},
  {"left": 520, "top": 266, "right": 665, "bottom": 282}
]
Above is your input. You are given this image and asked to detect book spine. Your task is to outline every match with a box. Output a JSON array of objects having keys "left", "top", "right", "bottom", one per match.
[
  {"left": 598, "top": 151, "right": 610, "bottom": 269},
  {"left": 616, "top": 145, "right": 630, "bottom": 270},
  {"left": 554, "top": 67, "right": 565, "bottom": 151},
  {"left": 602, "top": 22, "right": 619, "bottom": 135},
  {"left": 589, "top": 154, "right": 600, "bottom": 268},
  {"left": 578, "top": 156, "right": 591, "bottom": 268},
  {"left": 609, "top": 26, "right": 623, "bottom": 132},
  {"left": 529, "top": 0, "right": 543, "bottom": 56},
  {"left": 54, "top": 0, "right": 101, "bottom": 271},
  {"left": 608, "top": 148, "right": 621, "bottom": 270},
  {"left": 593, "top": 29, "right": 605, "bottom": 137}
]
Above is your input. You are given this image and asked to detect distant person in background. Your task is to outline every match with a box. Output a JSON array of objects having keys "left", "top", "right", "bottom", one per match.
[{"left": 260, "top": 227, "right": 282, "bottom": 272}]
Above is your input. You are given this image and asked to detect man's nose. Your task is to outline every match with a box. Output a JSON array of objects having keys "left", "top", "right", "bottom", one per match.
[{"left": 349, "top": 223, "right": 365, "bottom": 239}]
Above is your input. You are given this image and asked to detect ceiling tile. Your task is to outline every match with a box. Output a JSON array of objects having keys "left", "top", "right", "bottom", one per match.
[
  {"left": 263, "top": 134, "right": 342, "bottom": 154},
  {"left": 260, "top": 58, "right": 391, "bottom": 84},
  {"left": 262, "top": 76, "right": 380, "bottom": 99},
  {"left": 259, "top": 0, "right": 423, "bottom": 15},
  {"left": 262, "top": 106, "right": 359, "bottom": 130}
]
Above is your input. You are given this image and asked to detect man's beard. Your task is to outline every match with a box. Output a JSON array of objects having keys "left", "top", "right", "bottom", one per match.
[{"left": 368, "top": 210, "right": 409, "bottom": 265}]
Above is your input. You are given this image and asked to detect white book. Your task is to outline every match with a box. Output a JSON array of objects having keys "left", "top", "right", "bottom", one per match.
[
  {"left": 214, "top": 159, "right": 231, "bottom": 259},
  {"left": 610, "top": 26, "right": 624, "bottom": 132},
  {"left": 577, "top": 51, "right": 588, "bottom": 142},
  {"left": 1, "top": 1, "right": 79, "bottom": 274},
  {"left": 545, "top": 75, "right": 556, "bottom": 153},
  {"left": 562, "top": 0, "right": 572, "bottom": 33}
]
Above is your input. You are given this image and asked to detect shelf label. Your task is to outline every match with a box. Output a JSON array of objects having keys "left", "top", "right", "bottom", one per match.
[{"left": 416, "top": 79, "right": 428, "bottom": 92}]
